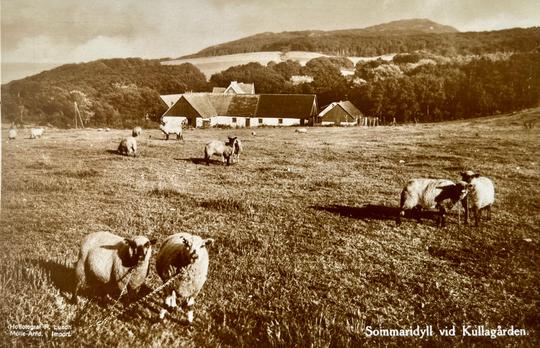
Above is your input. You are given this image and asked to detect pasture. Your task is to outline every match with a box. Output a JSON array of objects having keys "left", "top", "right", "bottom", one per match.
[{"left": 1, "top": 109, "right": 539, "bottom": 347}]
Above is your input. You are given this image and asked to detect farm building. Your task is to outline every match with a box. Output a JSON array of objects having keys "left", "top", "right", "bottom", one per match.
[
  {"left": 161, "top": 93, "right": 318, "bottom": 128},
  {"left": 212, "top": 81, "right": 255, "bottom": 94},
  {"left": 160, "top": 94, "right": 183, "bottom": 108},
  {"left": 317, "top": 101, "right": 363, "bottom": 126}
]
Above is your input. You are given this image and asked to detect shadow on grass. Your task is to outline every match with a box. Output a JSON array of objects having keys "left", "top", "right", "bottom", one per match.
[
  {"left": 176, "top": 157, "right": 226, "bottom": 166},
  {"left": 28, "top": 257, "right": 75, "bottom": 293},
  {"left": 314, "top": 204, "right": 442, "bottom": 222}
]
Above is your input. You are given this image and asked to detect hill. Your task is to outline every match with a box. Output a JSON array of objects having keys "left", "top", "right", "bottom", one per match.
[{"left": 182, "top": 20, "right": 539, "bottom": 58}]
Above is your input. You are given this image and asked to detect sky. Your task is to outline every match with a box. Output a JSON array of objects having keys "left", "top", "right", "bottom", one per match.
[{"left": 1, "top": 0, "right": 539, "bottom": 66}]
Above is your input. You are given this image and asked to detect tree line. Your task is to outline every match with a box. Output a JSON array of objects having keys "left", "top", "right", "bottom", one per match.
[{"left": 1, "top": 52, "right": 539, "bottom": 128}]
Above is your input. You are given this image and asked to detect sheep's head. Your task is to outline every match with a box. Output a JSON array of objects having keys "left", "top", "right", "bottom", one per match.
[
  {"left": 125, "top": 236, "right": 157, "bottom": 265},
  {"left": 174, "top": 236, "right": 215, "bottom": 267},
  {"left": 460, "top": 170, "right": 480, "bottom": 183},
  {"left": 436, "top": 181, "right": 469, "bottom": 204}
]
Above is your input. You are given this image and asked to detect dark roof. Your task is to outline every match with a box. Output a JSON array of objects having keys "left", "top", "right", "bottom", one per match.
[
  {"left": 164, "top": 93, "right": 317, "bottom": 119},
  {"left": 318, "top": 100, "right": 363, "bottom": 118},
  {"left": 255, "top": 94, "right": 318, "bottom": 119},
  {"left": 227, "top": 95, "right": 259, "bottom": 116}
]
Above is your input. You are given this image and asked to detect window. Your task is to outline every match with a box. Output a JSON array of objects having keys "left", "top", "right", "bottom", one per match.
[
  {"left": 232, "top": 117, "right": 237, "bottom": 123},
  {"left": 278, "top": 118, "right": 283, "bottom": 124},
  {"left": 259, "top": 118, "right": 263, "bottom": 124}
]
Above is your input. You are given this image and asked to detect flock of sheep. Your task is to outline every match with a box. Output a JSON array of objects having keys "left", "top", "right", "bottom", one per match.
[
  {"left": 8, "top": 122, "right": 496, "bottom": 325},
  {"left": 117, "top": 124, "right": 243, "bottom": 166},
  {"left": 7, "top": 126, "right": 45, "bottom": 140}
]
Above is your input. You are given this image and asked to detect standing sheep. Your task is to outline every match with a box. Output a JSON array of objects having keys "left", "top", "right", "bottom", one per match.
[
  {"left": 118, "top": 136, "right": 138, "bottom": 157},
  {"left": 156, "top": 233, "right": 214, "bottom": 323},
  {"left": 160, "top": 119, "right": 184, "bottom": 140},
  {"left": 204, "top": 137, "right": 239, "bottom": 166},
  {"left": 397, "top": 178, "right": 469, "bottom": 227},
  {"left": 30, "top": 128, "right": 44, "bottom": 139},
  {"left": 8, "top": 128, "right": 17, "bottom": 140},
  {"left": 132, "top": 126, "right": 142, "bottom": 137},
  {"left": 72, "top": 231, "right": 156, "bottom": 303},
  {"left": 460, "top": 171, "right": 496, "bottom": 226}
]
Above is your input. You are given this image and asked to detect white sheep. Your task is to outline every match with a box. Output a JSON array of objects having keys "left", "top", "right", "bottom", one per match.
[
  {"left": 72, "top": 231, "right": 156, "bottom": 303},
  {"left": 8, "top": 128, "right": 17, "bottom": 140},
  {"left": 30, "top": 128, "right": 44, "bottom": 139},
  {"left": 295, "top": 128, "right": 307, "bottom": 133},
  {"left": 160, "top": 119, "right": 184, "bottom": 140},
  {"left": 155, "top": 233, "right": 214, "bottom": 323},
  {"left": 132, "top": 126, "right": 142, "bottom": 137},
  {"left": 118, "top": 136, "right": 138, "bottom": 157},
  {"left": 397, "top": 178, "right": 469, "bottom": 227},
  {"left": 204, "top": 137, "right": 240, "bottom": 166},
  {"left": 460, "top": 171, "right": 496, "bottom": 226}
]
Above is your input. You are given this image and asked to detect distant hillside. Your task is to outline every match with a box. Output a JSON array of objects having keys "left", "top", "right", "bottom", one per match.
[{"left": 182, "top": 19, "right": 539, "bottom": 58}]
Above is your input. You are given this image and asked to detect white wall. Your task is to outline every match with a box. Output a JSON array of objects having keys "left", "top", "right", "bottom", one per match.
[{"left": 205, "top": 116, "right": 302, "bottom": 128}]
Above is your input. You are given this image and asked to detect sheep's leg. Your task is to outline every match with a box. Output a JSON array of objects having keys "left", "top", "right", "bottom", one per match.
[
  {"left": 461, "top": 198, "right": 469, "bottom": 225},
  {"left": 186, "top": 297, "right": 195, "bottom": 323},
  {"left": 396, "top": 210, "right": 404, "bottom": 226},
  {"left": 413, "top": 206, "right": 422, "bottom": 223},
  {"left": 159, "top": 290, "right": 177, "bottom": 320},
  {"left": 436, "top": 204, "right": 446, "bottom": 227},
  {"left": 486, "top": 205, "right": 492, "bottom": 221},
  {"left": 473, "top": 207, "right": 480, "bottom": 227}
]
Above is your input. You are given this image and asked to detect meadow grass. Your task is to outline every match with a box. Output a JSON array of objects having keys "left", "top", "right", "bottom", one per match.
[{"left": 1, "top": 109, "right": 539, "bottom": 347}]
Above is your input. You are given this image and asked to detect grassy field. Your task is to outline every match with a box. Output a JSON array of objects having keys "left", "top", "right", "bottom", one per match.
[{"left": 1, "top": 109, "right": 539, "bottom": 347}]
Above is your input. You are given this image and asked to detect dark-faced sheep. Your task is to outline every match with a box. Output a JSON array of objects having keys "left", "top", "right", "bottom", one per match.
[
  {"left": 204, "top": 137, "right": 239, "bottom": 166},
  {"left": 72, "top": 231, "right": 156, "bottom": 303},
  {"left": 156, "top": 233, "right": 214, "bottom": 323},
  {"left": 397, "top": 178, "right": 469, "bottom": 227},
  {"left": 460, "top": 171, "right": 496, "bottom": 226},
  {"left": 118, "top": 136, "right": 138, "bottom": 157},
  {"left": 8, "top": 128, "right": 17, "bottom": 140}
]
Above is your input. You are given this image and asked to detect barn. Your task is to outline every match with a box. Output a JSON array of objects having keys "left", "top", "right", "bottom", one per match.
[
  {"left": 161, "top": 93, "right": 318, "bottom": 128},
  {"left": 317, "top": 101, "right": 363, "bottom": 126}
]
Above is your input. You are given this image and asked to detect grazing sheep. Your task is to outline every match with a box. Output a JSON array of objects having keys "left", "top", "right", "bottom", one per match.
[
  {"left": 72, "top": 231, "right": 156, "bottom": 303},
  {"left": 460, "top": 171, "right": 496, "bottom": 226},
  {"left": 118, "top": 136, "right": 138, "bottom": 157},
  {"left": 8, "top": 128, "right": 17, "bottom": 140},
  {"left": 156, "top": 233, "right": 214, "bottom": 323},
  {"left": 30, "top": 128, "right": 44, "bottom": 139},
  {"left": 295, "top": 128, "right": 307, "bottom": 133},
  {"left": 229, "top": 136, "right": 243, "bottom": 163},
  {"left": 160, "top": 119, "right": 184, "bottom": 140},
  {"left": 204, "top": 137, "right": 239, "bottom": 165},
  {"left": 132, "top": 126, "right": 142, "bottom": 137},
  {"left": 397, "top": 178, "right": 469, "bottom": 227}
]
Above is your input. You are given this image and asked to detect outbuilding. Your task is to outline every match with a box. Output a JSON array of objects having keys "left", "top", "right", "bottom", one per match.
[{"left": 317, "top": 101, "right": 363, "bottom": 126}]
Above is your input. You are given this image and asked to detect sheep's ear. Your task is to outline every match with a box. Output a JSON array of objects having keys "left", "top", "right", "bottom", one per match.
[
  {"left": 203, "top": 238, "right": 215, "bottom": 248},
  {"left": 473, "top": 173, "right": 480, "bottom": 178},
  {"left": 149, "top": 238, "right": 158, "bottom": 245}
]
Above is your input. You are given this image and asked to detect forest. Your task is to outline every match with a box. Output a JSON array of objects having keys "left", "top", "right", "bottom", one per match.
[{"left": 1, "top": 47, "right": 539, "bottom": 128}]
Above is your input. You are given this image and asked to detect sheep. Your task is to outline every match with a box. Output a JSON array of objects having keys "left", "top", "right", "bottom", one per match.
[
  {"left": 229, "top": 136, "right": 243, "bottom": 163},
  {"left": 118, "top": 136, "right": 138, "bottom": 157},
  {"left": 295, "top": 128, "right": 307, "bottom": 133},
  {"left": 72, "top": 231, "right": 156, "bottom": 303},
  {"left": 160, "top": 119, "right": 184, "bottom": 140},
  {"left": 132, "top": 126, "right": 142, "bottom": 137},
  {"left": 397, "top": 178, "right": 469, "bottom": 227},
  {"left": 460, "top": 171, "right": 496, "bottom": 226},
  {"left": 204, "top": 137, "right": 239, "bottom": 166},
  {"left": 155, "top": 233, "right": 214, "bottom": 323},
  {"left": 30, "top": 128, "right": 44, "bottom": 139},
  {"left": 8, "top": 128, "right": 17, "bottom": 140}
]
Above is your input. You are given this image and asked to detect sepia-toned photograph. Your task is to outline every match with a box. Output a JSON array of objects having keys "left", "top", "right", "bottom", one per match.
[{"left": 1, "top": 0, "right": 539, "bottom": 346}]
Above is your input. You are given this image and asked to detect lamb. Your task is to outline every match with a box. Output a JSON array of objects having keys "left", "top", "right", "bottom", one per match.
[
  {"left": 160, "top": 119, "right": 183, "bottom": 140},
  {"left": 204, "top": 137, "right": 239, "bottom": 166},
  {"left": 155, "top": 233, "right": 214, "bottom": 323},
  {"left": 132, "top": 126, "right": 142, "bottom": 137},
  {"left": 397, "top": 178, "right": 469, "bottom": 227},
  {"left": 118, "top": 136, "right": 138, "bottom": 157},
  {"left": 295, "top": 128, "right": 307, "bottom": 133},
  {"left": 30, "top": 128, "right": 44, "bottom": 139},
  {"left": 460, "top": 171, "right": 496, "bottom": 226},
  {"left": 8, "top": 128, "right": 17, "bottom": 140},
  {"left": 72, "top": 231, "right": 156, "bottom": 303}
]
